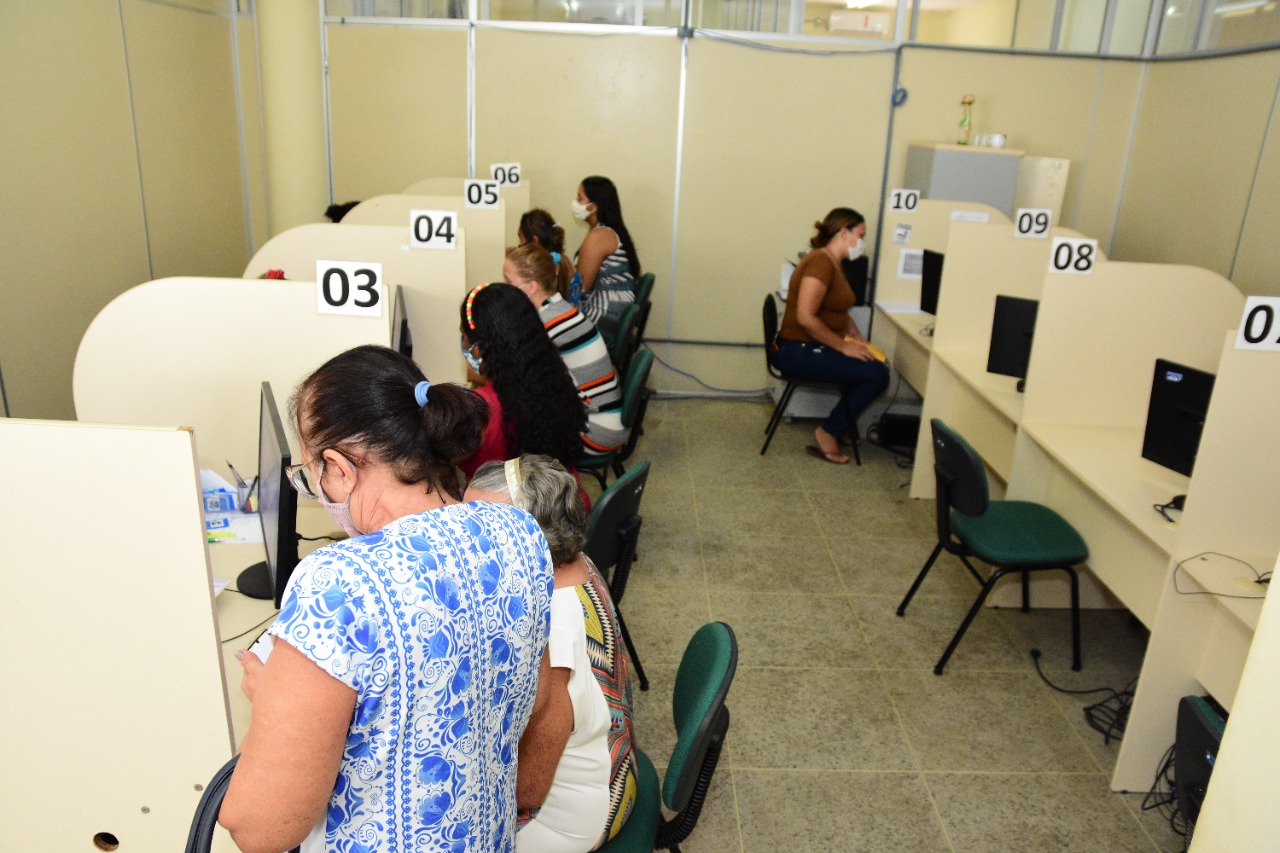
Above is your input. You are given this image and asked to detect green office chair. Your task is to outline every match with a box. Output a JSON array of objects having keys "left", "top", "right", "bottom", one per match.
[
  {"left": 598, "top": 621, "right": 738, "bottom": 853},
  {"left": 897, "top": 419, "right": 1087, "bottom": 675},
  {"left": 634, "top": 272, "right": 655, "bottom": 343},
  {"left": 580, "top": 348, "right": 653, "bottom": 490},
  {"left": 584, "top": 460, "right": 651, "bottom": 691},
  {"left": 608, "top": 301, "right": 642, "bottom": 380}
]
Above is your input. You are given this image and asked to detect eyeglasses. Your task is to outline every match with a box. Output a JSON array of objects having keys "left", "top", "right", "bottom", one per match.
[{"left": 285, "top": 448, "right": 363, "bottom": 501}]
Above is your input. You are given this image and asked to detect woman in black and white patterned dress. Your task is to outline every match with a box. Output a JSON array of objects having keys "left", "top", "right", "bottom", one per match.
[{"left": 571, "top": 176, "right": 639, "bottom": 345}]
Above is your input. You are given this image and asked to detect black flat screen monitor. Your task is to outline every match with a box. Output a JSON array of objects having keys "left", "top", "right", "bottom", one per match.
[
  {"left": 237, "top": 381, "right": 300, "bottom": 607},
  {"left": 920, "top": 250, "right": 945, "bottom": 315},
  {"left": 986, "top": 295, "right": 1039, "bottom": 383},
  {"left": 840, "top": 255, "right": 869, "bottom": 306},
  {"left": 391, "top": 285, "right": 413, "bottom": 359},
  {"left": 1141, "top": 359, "right": 1215, "bottom": 478}
]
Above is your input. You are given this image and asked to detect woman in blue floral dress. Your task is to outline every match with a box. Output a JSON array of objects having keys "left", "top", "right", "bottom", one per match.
[{"left": 220, "top": 345, "right": 555, "bottom": 853}]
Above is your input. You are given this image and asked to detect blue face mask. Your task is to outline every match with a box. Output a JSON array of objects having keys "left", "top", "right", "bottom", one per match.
[{"left": 461, "top": 337, "right": 483, "bottom": 373}]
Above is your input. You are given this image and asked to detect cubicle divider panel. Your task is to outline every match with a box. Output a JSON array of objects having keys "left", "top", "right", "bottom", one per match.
[
  {"left": 0, "top": 419, "right": 231, "bottom": 851},
  {"left": 74, "top": 277, "right": 389, "bottom": 472},
  {"left": 874, "top": 200, "right": 1008, "bottom": 307},
  {"left": 244, "top": 223, "right": 468, "bottom": 385},
  {"left": 343, "top": 194, "right": 506, "bottom": 286},
  {"left": 404, "top": 178, "right": 531, "bottom": 245},
  {"left": 1022, "top": 261, "right": 1244, "bottom": 430}
]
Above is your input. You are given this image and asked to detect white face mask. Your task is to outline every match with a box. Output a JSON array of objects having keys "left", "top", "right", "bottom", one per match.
[
  {"left": 571, "top": 199, "right": 592, "bottom": 221},
  {"left": 316, "top": 457, "right": 362, "bottom": 538},
  {"left": 847, "top": 237, "right": 864, "bottom": 261}
]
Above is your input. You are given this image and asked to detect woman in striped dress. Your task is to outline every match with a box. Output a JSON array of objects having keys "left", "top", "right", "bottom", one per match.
[{"left": 572, "top": 176, "right": 640, "bottom": 344}]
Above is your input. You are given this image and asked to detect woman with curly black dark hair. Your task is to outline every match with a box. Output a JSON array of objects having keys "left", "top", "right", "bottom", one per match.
[{"left": 458, "top": 282, "right": 590, "bottom": 503}]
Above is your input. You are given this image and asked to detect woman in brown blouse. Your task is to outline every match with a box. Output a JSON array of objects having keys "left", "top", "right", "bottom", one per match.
[{"left": 775, "top": 207, "right": 889, "bottom": 464}]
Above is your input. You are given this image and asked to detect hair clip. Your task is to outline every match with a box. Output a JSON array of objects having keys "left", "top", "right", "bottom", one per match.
[
  {"left": 465, "top": 283, "right": 492, "bottom": 330},
  {"left": 414, "top": 380, "right": 431, "bottom": 407},
  {"left": 550, "top": 251, "right": 561, "bottom": 264},
  {"left": 504, "top": 457, "right": 525, "bottom": 509}
]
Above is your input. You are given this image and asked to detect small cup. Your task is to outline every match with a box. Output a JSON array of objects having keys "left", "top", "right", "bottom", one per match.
[
  {"left": 972, "top": 132, "right": 988, "bottom": 147},
  {"left": 988, "top": 133, "right": 1007, "bottom": 148}
]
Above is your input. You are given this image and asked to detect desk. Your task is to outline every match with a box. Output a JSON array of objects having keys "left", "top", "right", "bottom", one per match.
[
  {"left": 1012, "top": 424, "right": 1180, "bottom": 627},
  {"left": 872, "top": 302, "right": 933, "bottom": 396},
  {"left": 209, "top": 503, "right": 339, "bottom": 745}
]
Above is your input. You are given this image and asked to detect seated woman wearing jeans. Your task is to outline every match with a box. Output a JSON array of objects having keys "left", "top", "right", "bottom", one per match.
[{"left": 774, "top": 207, "right": 889, "bottom": 465}]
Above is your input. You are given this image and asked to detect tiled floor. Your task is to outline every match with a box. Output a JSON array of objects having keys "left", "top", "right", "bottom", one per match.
[{"left": 587, "top": 397, "right": 1187, "bottom": 853}]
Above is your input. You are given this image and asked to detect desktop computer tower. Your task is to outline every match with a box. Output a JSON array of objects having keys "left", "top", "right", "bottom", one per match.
[{"left": 1175, "top": 694, "right": 1227, "bottom": 829}]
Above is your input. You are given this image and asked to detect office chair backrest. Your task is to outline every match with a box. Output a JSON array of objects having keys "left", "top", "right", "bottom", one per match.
[
  {"left": 608, "top": 301, "right": 641, "bottom": 377},
  {"left": 185, "top": 754, "right": 239, "bottom": 853},
  {"left": 930, "top": 419, "right": 990, "bottom": 519},
  {"left": 635, "top": 272, "right": 655, "bottom": 306},
  {"left": 664, "top": 621, "right": 738, "bottom": 813},
  {"left": 620, "top": 348, "right": 653, "bottom": 428},
  {"left": 583, "top": 460, "right": 650, "bottom": 602},
  {"left": 762, "top": 295, "right": 782, "bottom": 380}
]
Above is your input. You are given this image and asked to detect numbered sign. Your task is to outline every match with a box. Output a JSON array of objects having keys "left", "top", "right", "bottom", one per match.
[
  {"left": 1049, "top": 237, "right": 1097, "bottom": 275},
  {"left": 490, "top": 163, "right": 522, "bottom": 186},
  {"left": 409, "top": 209, "right": 458, "bottom": 250},
  {"left": 1015, "top": 208, "right": 1052, "bottom": 238},
  {"left": 316, "top": 260, "right": 383, "bottom": 316},
  {"left": 888, "top": 188, "right": 920, "bottom": 212},
  {"left": 464, "top": 179, "right": 501, "bottom": 209},
  {"left": 1235, "top": 297, "right": 1280, "bottom": 351}
]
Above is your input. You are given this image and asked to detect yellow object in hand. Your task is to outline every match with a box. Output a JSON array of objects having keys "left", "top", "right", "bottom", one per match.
[{"left": 846, "top": 337, "right": 886, "bottom": 362}]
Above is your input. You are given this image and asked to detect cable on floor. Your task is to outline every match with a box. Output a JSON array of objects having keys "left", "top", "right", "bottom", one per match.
[
  {"left": 1029, "top": 649, "right": 1135, "bottom": 745},
  {"left": 1142, "top": 744, "right": 1190, "bottom": 851}
]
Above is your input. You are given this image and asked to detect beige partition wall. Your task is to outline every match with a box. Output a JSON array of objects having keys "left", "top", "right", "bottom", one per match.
[
  {"left": 0, "top": 419, "right": 232, "bottom": 851},
  {"left": 891, "top": 47, "right": 1137, "bottom": 237},
  {"left": 245, "top": 223, "right": 470, "bottom": 383},
  {"left": 404, "top": 177, "right": 531, "bottom": 247},
  {"left": 1113, "top": 50, "right": 1280, "bottom": 279},
  {"left": 122, "top": 0, "right": 250, "bottom": 278},
  {"left": 1225, "top": 72, "right": 1280, "bottom": 298},
  {"left": 327, "top": 24, "right": 470, "bottom": 200},
  {"left": 74, "top": 277, "right": 390, "bottom": 471},
  {"left": 474, "top": 28, "right": 680, "bottom": 341},
  {"left": 343, "top": 193, "right": 507, "bottom": 285},
  {"left": 669, "top": 40, "right": 895, "bottom": 392}
]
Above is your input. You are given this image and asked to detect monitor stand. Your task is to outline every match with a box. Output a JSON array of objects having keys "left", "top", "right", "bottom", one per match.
[{"left": 236, "top": 561, "right": 273, "bottom": 600}]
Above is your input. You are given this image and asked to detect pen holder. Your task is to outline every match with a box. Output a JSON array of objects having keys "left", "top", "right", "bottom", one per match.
[{"left": 236, "top": 483, "right": 253, "bottom": 513}]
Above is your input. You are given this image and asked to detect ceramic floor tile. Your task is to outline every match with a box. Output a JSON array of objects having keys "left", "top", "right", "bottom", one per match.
[
  {"left": 709, "top": 592, "right": 874, "bottom": 669},
  {"left": 701, "top": 531, "right": 842, "bottom": 594},
  {"left": 811, "top": 490, "right": 937, "bottom": 540},
  {"left": 694, "top": 486, "right": 819, "bottom": 539},
  {"left": 1119, "top": 792, "right": 1189, "bottom": 853},
  {"left": 927, "top": 771, "right": 1160, "bottom": 852},
  {"left": 834, "top": 535, "right": 974, "bottom": 599},
  {"left": 650, "top": 763, "right": 743, "bottom": 853},
  {"left": 629, "top": 663, "right": 678, "bottom": 766},
  {"left": 734, "top": 769, "right": 952, "bottom": 853},
  {"left": 617, "top": 586, "right": 714, "bottom": 667},
  {"left": 994, "top": 607, "right": 1150, "bottom": 674},
  {"left": 884, "top": 670, "right": 1099, "bottom": 773},
  {"left": 1036, "top": 665, "right": 1138, "bottom": 775},
  {"left": 623, "top": 532, "right": 704, "bottom": 598},
  {"left": 729, "top": 667, "right": 915, "bottom": 771},
  {"left": 852, "top": 594, "right": 1027, "bottom": 672}
]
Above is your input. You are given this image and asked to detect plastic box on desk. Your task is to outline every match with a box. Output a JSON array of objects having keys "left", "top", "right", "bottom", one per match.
[{"left": 203, "top": 491, "right": 238, "bottom": 513}]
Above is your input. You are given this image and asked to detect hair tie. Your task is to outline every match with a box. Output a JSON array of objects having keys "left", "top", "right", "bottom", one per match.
[
  {"left": 464, "top": 282, "right": 492, "bottom": 330},
  {"left": 504, "top": 457, "right": 525, "bottom": 509},
  {"left": 414, "top": 380, "right": 431, "bottom": 407},
  {"left": 550, "top": 251, "right": 561, "bottom": 264}
]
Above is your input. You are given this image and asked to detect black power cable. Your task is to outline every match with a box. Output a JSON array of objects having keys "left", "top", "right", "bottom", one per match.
[{"left": 1029, "top": 649, "right": 1134, "bottom": 745}]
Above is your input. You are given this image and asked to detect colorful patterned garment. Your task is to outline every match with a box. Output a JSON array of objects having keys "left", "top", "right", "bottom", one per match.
[
  {"left": 578, "top": 226, "right": 636, "bottom": 343},
  {"left": 515, "top": 557, "right": 638, "bottom": 851},
  {"left": 537, "top": 293, "right": 627, "bottom": 457},
  {"left": 270, "top": 500, "right": 555, "bottom": 853}
]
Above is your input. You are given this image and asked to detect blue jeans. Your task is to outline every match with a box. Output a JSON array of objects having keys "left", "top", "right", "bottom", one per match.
[{"left": 773, "top": 339, "right": 890, "bottom": 440}]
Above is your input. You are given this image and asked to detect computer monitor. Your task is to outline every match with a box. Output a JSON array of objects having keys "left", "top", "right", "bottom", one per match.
[
  {"left": 920, "top": 250, "right": 944, "bottom": 315},
  {"left": 391, "top": 285, "right": 413, "bottom": 359},
  {"left": 986, "top": 295, "right": 1039, "bottom": 387},
  {"left": 1141, "top": 358, "right": 1216, "bottom": 477},
  {"left": 840, "top": 255, "right": 869, "bottom": 306},
  {"left": 236, "top": 381, "right": 300, "bottom": 607}
]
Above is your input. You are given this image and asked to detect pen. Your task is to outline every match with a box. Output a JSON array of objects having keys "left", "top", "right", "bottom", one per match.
[
  {"left": 207, "top": 531, "right": 236, "bottom": 542},
  {"left": 227, "top": 460, "right": 247, "bottom": 489}
]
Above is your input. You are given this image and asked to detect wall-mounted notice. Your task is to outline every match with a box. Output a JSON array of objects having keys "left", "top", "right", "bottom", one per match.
[
  {"left": 893, "top": 223, "right": 912, "bottom": 245},
  {"left": 1235, "top": 297, "right": 1280, "bottom": 351},
  {"left": 898, "top": 249, "right": 923, "bottom": 279},
  {"left": 409, "top": 210, "right": 458, "bottom": 250},
  {"left": 316, "top": 260, "right": 384, "bottom": 316},
  {"left": 950, "top": 210, "right": 989, "bottom": 223}
]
